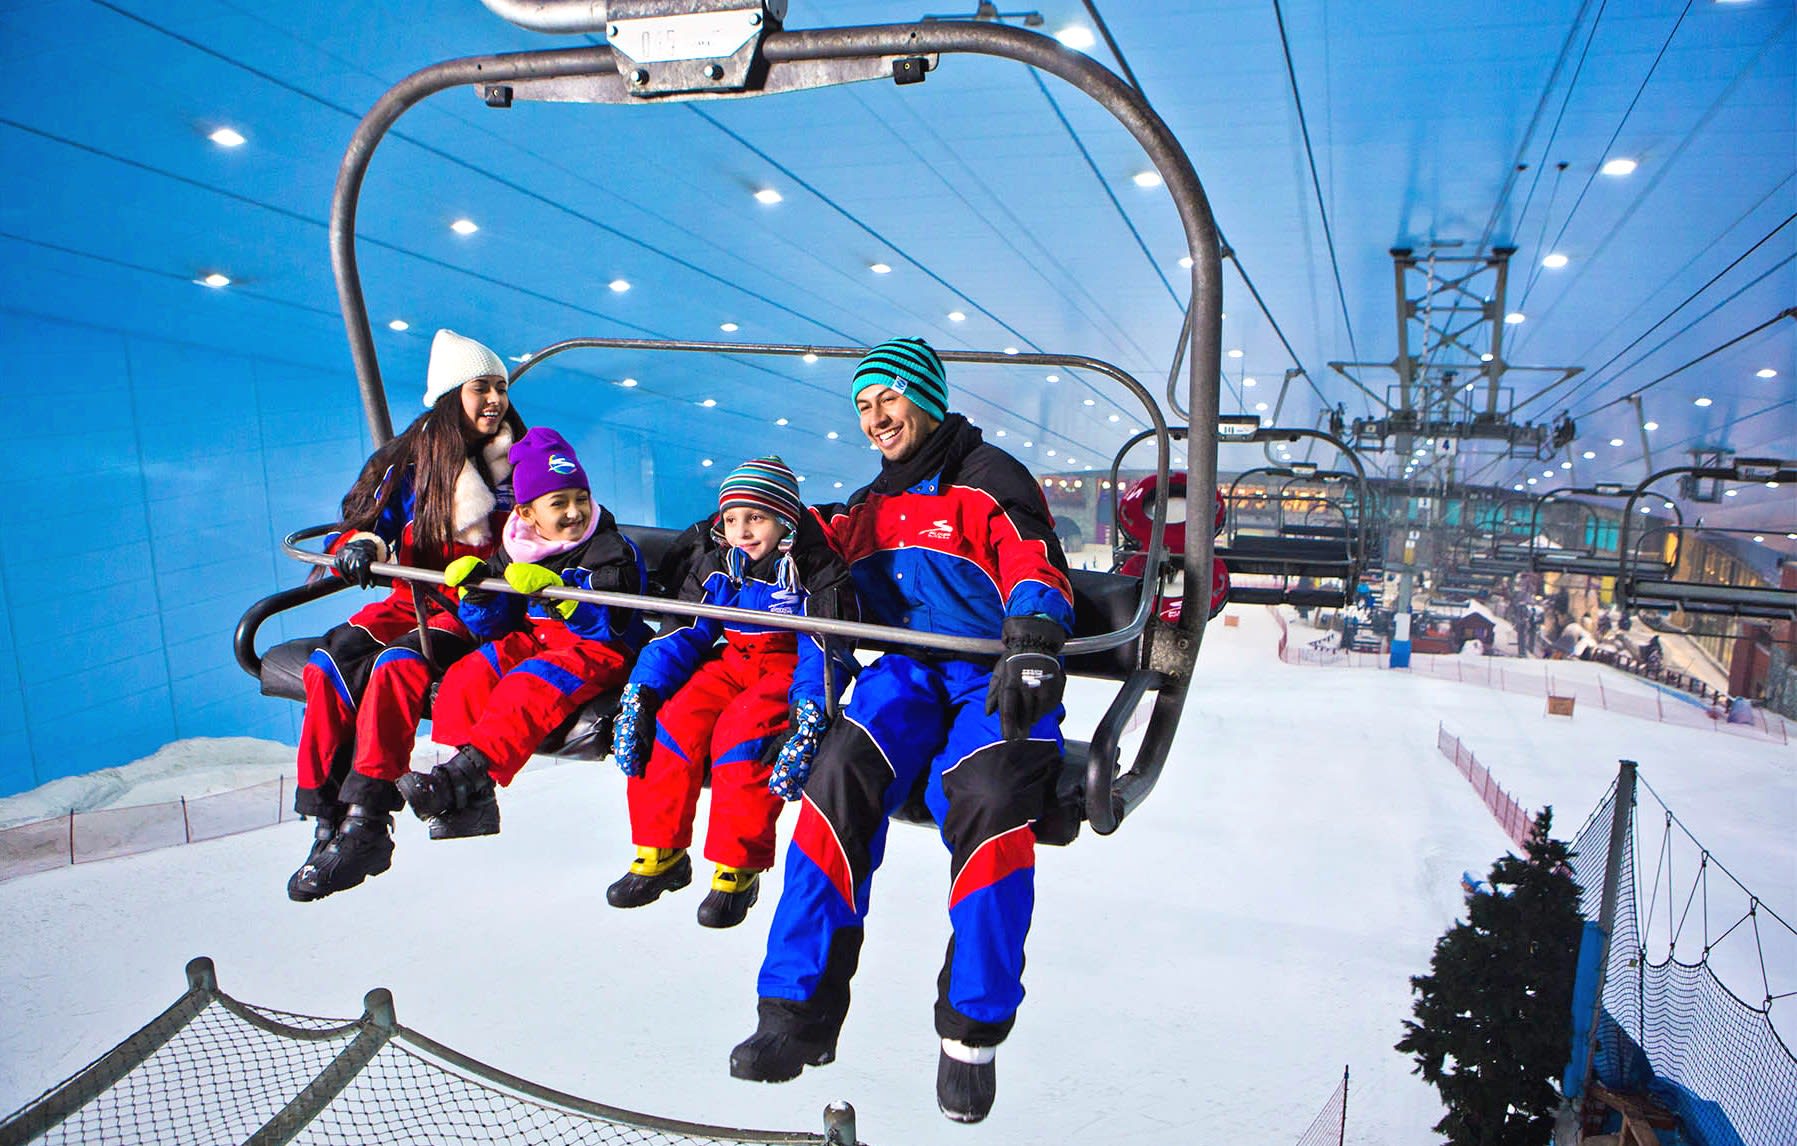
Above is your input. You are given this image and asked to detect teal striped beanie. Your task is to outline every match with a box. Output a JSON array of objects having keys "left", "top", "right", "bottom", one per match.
[
  {"left": 718, "top": 455, "right": 803, "bottom": 529},
  {"left": 852, "top": 337, "right": 948, "bottom": 422}
]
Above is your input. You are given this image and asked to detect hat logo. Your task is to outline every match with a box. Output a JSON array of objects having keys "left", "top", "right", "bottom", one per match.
[
  {"left": 547, "top": 454, "right": 577, "bottom": 475},
  {"left": 888, "top": 375, "right": 910, "bottom": 396}
]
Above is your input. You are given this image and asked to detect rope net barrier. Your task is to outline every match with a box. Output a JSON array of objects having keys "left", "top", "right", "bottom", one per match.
[
  {"left": 0, "top": 960, "right": 837, "bottom": 1146},
  {"left": 1290, "top": 1067, "right": 1347, "bottom": 1146},
  {"left": 1568, "top": 780, "right": 1796, "bottom": 1146}
]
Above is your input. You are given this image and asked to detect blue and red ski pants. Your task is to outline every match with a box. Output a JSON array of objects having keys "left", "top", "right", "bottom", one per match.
[
  {"left": 431, "top": 624, "right": 633, "bottom": 784},
  {"left": 628, "top": 643, "right": 794, "bottom": 871},
  {"left": 755, "top": 653, "right": 1062, "bottom": 1046},
  {"left": 296, "top": 618, "right": 472, "bottom": 816}
]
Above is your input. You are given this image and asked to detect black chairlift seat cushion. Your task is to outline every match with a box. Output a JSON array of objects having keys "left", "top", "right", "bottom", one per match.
[
  {"left": 1217, "top": 536, "right": 1353, "bottom": 580},
  {"left": 1627, "top": 579, "right": 1797, "bottom": 620}
]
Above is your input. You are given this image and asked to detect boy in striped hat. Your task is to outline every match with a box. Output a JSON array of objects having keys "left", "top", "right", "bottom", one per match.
[{"left": 608, "top": 456, "right": 856, "bottom": 929}]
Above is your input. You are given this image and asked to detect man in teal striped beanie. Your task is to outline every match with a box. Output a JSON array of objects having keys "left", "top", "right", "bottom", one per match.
[{"left": 851, "top": 336, "right": 947, "bottom": 463}]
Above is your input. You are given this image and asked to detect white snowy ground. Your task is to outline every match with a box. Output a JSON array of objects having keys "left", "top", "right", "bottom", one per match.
[{"left": 0, "top": 606, "right": 1791, "bottom": 1144}]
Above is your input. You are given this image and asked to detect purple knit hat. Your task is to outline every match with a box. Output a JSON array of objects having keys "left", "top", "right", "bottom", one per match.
[{"left": 510, "top": 427, "right": 590, "bottom": 505}]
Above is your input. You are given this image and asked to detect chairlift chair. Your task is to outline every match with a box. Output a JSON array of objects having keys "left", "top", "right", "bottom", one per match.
[
  {"left": 1616, "top": 459, "right": 1797, "bottom": 622},
  {"left": 235, "top": 1, "right": 1227, "bottom": 840}
]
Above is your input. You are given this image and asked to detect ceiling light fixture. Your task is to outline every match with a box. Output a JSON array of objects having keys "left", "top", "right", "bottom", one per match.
[
  {"left": 1055, "top": 25, "right": 1096, "bottom": 49},
  {"left": 720, "top": 322, "right": 738, "bottom": 332},
  {"left": 1082, "top": 398, "right": 1095, "bottom": 406},
  {"left": 869, "top": 262, "right": 892, "bottom": 274},
  {"left": 1003, "top": 346, "right": 1019, "bottom": 355},
  {"left": 618, "top": 377, "right": 638, "bottom": 388},
  {"left": 199, "top": 272, "right": 231, "bottom": 288},
  {"left": 1541, "top": 253, "right": 1569, "bottom": 269},
  {"left": 826, "top": 431, "right": 839, "bottom": 440},
  {"left": 1561, "top": 461, "right": 1572, "bottom": 469},
  {"left": 1178, "top": 255, "right": 1194, "bottom": 269},
  {"left": 753, "top": 188, "right": 783, "bottom": 204},
  {"left": 1610, "top": 438, "right": 1624, "bottom": 446},
  {"left": 1480, "top": 353, "right": 1494, "bottom": 362},
  {"left": 701, "top": 458, "right": 713, "bottom": 467},
  {"left": 1725, "top": 489, "right": 1738, "bottom": 497},
  {"left": 1528, "top": 478, "right": 1538, "bottom": 485},
  {"left": 1644, "top": 421, "right": 1659, "bottom": 431},
  {"left": 1227, "top": 348, "right": 1244, "bottom": 359},
  {"left": 1582, "top": 450, "right": 1596, "bottom": 459},
  {"left": 209, "top": 127, "right": 246, "bottom": 148},
  {"left": 700, "top": 398, "right": 717, "bottom": 407},
  {"left": 387, "top": 319, "right": 408, "bottom": 331},
  {"left": 450, "top": 218, "right": 479, "bottom": 235},
  {"left": 1132, "top": 171, "right": 1163, "bottom": 189},
  {"left": 1513, "top": 484, "right": 1525, "bottom": 491},
  {"left": 1601, "top": 157, "right": 1638, "bottom": 176},
  {"left": 1045, "top": 374, "right": 1059, "bottom": 383},
  {"left": 947, "top": 310, "right": 966, "bottom": 322},
  {"left": 1243, "top": 377, "right": 1257, "bottom": 387},
  {"left": 1504, "top": 312, "right": 1526, "bottom": 325},
  {"left": 1756, "top": 368, "right": 1778, "bottom": 378},
  {"left": 609, "top": 279, "right": 631, "bottom": 292},
  {"left": 1694, "top": 397, "right": 1712, "bottom": 407},
  {"left": 775, "top": 417, "right": 788, "bottom": 426},
  {"left": 802, "top": 352, "right": 818, "bottom": 363}
]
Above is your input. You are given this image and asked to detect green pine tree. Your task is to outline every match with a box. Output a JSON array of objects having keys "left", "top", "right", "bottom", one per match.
[{"left": 1396, "top": 808, "right": 1584, "bottom": 1145}]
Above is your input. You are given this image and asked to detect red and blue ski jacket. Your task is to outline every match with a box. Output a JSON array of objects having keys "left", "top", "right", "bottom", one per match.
[
  {"left": 815, "top": 414, "right": 1074, "bottom": 641},
  {"left": 457, "top": 504, "right": 652, "bottom": 650}
]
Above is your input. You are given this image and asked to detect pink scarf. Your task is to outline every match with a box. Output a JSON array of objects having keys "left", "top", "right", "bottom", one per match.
[{"left": 503, "top": 507, "right": 600, "bottom": 565}]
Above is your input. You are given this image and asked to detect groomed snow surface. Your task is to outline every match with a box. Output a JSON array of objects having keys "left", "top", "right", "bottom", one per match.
[{"left": 1, "top": 606, "right": 1791, "bottom": 1143}]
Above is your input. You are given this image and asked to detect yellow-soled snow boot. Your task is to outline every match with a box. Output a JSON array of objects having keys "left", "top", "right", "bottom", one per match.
[
  {"left": 605, "top": 847, "right": 691, "bottom": 908},
  {"left": 696, "top": 865, "right": 761, "bottom": 929}
]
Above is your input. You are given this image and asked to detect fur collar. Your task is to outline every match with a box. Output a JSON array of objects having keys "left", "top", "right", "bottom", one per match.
[{"left": 453, "top": 427, "right": 515, "bottom": 546}]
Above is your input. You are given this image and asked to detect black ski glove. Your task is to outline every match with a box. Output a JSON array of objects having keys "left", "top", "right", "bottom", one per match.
[
  {"left": 332, "top": 538, "right": 381, "bottom": 588},
  {"left": 985, "top": 615, "right": 1067, "bottom": 741}
]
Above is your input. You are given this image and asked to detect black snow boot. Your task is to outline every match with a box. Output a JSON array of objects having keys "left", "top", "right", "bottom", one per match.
[
  {"left": 396, "top": 747, "right": 500, "bottom": 841},
  {"left": 287, "top": 807, "right": 394, "bottom": 902},
  {"left": 728, "top": 1029, "right": 837, "bottom": 1083},
  {"left": 285, "top": 809, "right": 344, "bottom": 901},
  {"left": 696, "top": 866, "right": 761, "bottom": 929},
  {"left": 936, "top": 1039, "right": 997, "bottom": 1124},
  {"left": 605, "top": 847, "right": 691, "bottom": 908}
]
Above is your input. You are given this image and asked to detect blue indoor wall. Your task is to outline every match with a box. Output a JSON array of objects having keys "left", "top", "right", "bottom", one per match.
[{"left": 0, "top": 309, "right": 658, "bottom": 799}]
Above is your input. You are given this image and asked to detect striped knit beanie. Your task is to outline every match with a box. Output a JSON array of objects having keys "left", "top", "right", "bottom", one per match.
[
  {"left": 718, "top": 455, "right": 803, "bottom": 529},
  {"left": 851, "top": 337, "right": 948, "bottom": 422}
]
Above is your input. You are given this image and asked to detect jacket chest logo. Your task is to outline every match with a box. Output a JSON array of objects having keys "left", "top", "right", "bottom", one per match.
[{"left": 921, "top": 518, "right": 955, "bottom": 541}]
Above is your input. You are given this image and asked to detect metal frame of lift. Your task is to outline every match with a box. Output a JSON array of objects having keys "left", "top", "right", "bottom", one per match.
[
  {"left": 1616, "top": 458, "right": 1797, "bottom": 621},
  {"left": 234, "top": 2, "right": 1225, "bottom": 837}
]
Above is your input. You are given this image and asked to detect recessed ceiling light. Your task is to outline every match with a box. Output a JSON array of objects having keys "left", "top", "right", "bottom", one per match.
[
  {"left": 387, "top": 319, "right": 409, "bottom": 331},
  {"left": 1504, "top": 312, "right": 1526, "bottom": 325},
  {"left": 1513, "top": 484, "right": 1525, "bottom": 491},
  {"left": 1045, "top": 374, "right": 1058, "bottom": 383},
  {"left": 1046, "top": 449, "right": 1057, "bottom": 457},
  {"left": 775, "top": 417, "right": 789, "bottom": 426},
  {"left": 1255, "top": 402, "right": 1268, "bottom": 412},
  {"left": 609, "top": 279, "right": 631, "bottom": 293},
  {"left": 1528, "top": 477, "right": 1538, "bottom": 485},
  {"left": 1132, "top": 171, "right": 1163, "bottom": 189},
  {"left": 1644, "top": 421, "right": 1659, "bottom": 431},
  {"left": 1561, "top": 461, "right": 1573, "bottom": 469},
  {"left": 1108, "top": 414, "right": 1120, "bottom": 422},
  {"left": 1754, "top": 535, "right": 1766, "bottom": 543},
  {"left": 618, "top": 377, "right": 638, "bottom": 387},
  {"left": 450, "top": 218, "right": 478, "bottom": 235},
  {"left": 1756, "top": 368, "right": 1777, "bottom": 378},
  {"left": 1610, "top": 438, "right": 1624, "bottom": 446},
  {"left": 869, "top": 262, "right": 892, "bottom": 274},
  {"left": 995, "top": 429, "right": 1007, "bottom": 437},
  {"left": 1725, "top": 489, "right": 1739, "bottom": 497},
  {"left": 1639, "top": 504, "right": 1652, "bottom": 513},
  {"left": 1004, "top": 346, "right": 1019, "bottom": 355},
  {"left": 720, "top": 322, "right": 738, "bottom": 332},
  {"left": 802, "top": 352, "right": 818, "bottom": 363},
  {"left": 834, "top": 481, "right": 843, "bottom": 488},
  {"left": 199, "top": 272, "right": 231, "bottom": 288},
  {"left": 754, "top": 188, "right": 783, "bottom": 205},
  {"left": 797, "top": 475, "right": 807, "bottom": 483},
  {"left": 1600, "top": 157, "right": 1638, "bottom": 176},
  {"left": 1023, "top": 440, "right": 1033, "bottom": 447},
  {"left": 700, "top": 398, "right": 717, "bottom": 407},
  {"left": 209, "top": 127, "right": 246, "bottom": 148},
  {"left": 948, "top": 310, "right": 967, "bottom": 322},
  {"left": 1582, "top": 450, "right": 1596, "bottom": 459},
  {"left": 509, "top": 353, "right": 532, "bottom": 363},
  {"left": 701, "top": 458, "right": 713, "bottom": 467},
  {"left": 1227, "top": 348, "right": 1244, "bottom": 359},
  {"left": 826, "top": 431, "right": 839, "bottom": 440},
  {"left": 1544, "top": 470, "right": 1556, "bottom": 478},
  {"left": 1067, "top": 458, "right": 1077, "bottom": 466},
  {"left": 1767, "top": 481, "right": 1781, "bottom": 489},
  {"left": 1481, "top": 353, "right": 1494, "bottom": 362},
  {"left": 1178, "top": 256, "right": 1194, "bottom": 269},
  {"left": 1694, "top": 396, "right": 1712, "bottom": 407},
  {"left": 1055, "top": 25, "right": 1096, "bottom": 49},
  {"left": 1082, "top": 398, "right": 1095, "bottom": 406},
  {"left": 1541, "top": 253, "right": 1569, "bottom": 269},
  {"left": 1243, "top": 377, "right": 1257, "bottom": 387}
]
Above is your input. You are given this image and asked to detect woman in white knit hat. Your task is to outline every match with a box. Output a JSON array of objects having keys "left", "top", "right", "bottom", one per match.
[{"left": 287, "top": 329, "right": 526, "bottom": 902}]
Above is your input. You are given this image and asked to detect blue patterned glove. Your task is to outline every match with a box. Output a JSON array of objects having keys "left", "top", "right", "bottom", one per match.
[
  {"left": 768, "top": 699, "right": 827, "bottom": 801},
  {"left": 610, "top": 684, "right": 659, "bottom": 778}
]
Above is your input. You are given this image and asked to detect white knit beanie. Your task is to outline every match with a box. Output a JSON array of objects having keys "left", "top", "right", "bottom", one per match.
[{"left": 423, "top": 329, "right": 506, "bottom": 409}]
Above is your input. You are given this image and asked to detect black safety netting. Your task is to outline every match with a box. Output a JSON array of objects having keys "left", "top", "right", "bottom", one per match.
[
  {"left": 1568, "top": 780, "right": 1797, "bottom": 1146},
  {"left": 1290, "top": 1068, "right": 1346, "bottom": 1146},
  {"left": 3, "top": 984, "right": 824, "bottom": 1146}
]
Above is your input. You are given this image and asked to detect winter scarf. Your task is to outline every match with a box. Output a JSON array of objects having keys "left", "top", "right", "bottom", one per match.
[
  {"left": 867, "top": 412, "right": 981, "bottom": 496},
  {"left": 452, "top": 429, "right": 516, "bottom": 547},
  {"left": 501, "top": 504, "right": 602, "bottom": 565}
]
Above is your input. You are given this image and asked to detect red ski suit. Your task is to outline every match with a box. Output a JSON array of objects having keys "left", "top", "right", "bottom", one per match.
[
  {"left": 295, "top": 442, "right": 509, "bottom": 818},
  {"left": 626, "top": 518, "right": 854, "bottom": 871},
  {"left": 431, "top": 505, "right": 650, "bottom": 782}
]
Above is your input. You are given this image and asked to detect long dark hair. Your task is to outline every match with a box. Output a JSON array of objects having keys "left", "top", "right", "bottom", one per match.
[{"left": 338, "top": 391, "right": 527, "bottom": 558}]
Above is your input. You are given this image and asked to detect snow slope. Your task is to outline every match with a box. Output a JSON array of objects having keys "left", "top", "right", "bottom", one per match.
[{"left": 0, "top": 606, "right": 1790, "bottom": 1143}]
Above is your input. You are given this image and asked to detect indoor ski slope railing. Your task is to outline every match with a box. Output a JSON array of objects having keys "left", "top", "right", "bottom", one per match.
[
  {"left": 0, "top": 958, "right": 858, "bottom": 1146},
  {"left": 1434, "top": 727, "right": 1534, "bottom": 851},
  {"left": 1567, "top": 770, "right": 1796, "bottom": 1146},
  {"left": 1269, "top": 611, "right": 1790, "bottom": 745}
]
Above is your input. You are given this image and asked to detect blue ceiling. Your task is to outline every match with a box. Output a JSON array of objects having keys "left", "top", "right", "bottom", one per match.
[{"left": 4, "top": 0, "right": 1792, "bottom": 528}]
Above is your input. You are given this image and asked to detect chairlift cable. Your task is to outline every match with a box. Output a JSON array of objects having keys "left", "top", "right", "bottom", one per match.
[
  {"left": 1550, "top": 215, "right": 1795, "bottom": 415},
  {"left": 1513, "top": 0, "right": 1696, "bottom": 317},
  {"left": 1504, "top": 0, "right": 1610, "bottom": 276},
  {"left": 1578, "top": 308, "right": 1797, "bottom": 418},
  {"left": 1271, "top": 0, "right": 1359, "bottom": 363}
]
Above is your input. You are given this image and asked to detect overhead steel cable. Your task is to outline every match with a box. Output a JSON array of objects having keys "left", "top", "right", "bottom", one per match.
[
  {"left": 88, "top": 0, "right": 864, "bottom": 343},
  {"left": 1507, "top": 0, "right": 1610, "bottom": 250},
  {"left": 1080, "top": 0, "right": 1142, "bottom": 94},
  {"left": 1546, "top": 214, "right": 1796, "bottom": 413},
  {"left": 1515, "top": 0, "right": 1695, "bottom": 315},
  {"left": 1576, "top": 308, "right": 1797, "bottom": 418},
  {"left": 1271, "top": 0, "right": 1358, "bottom": 362}
]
